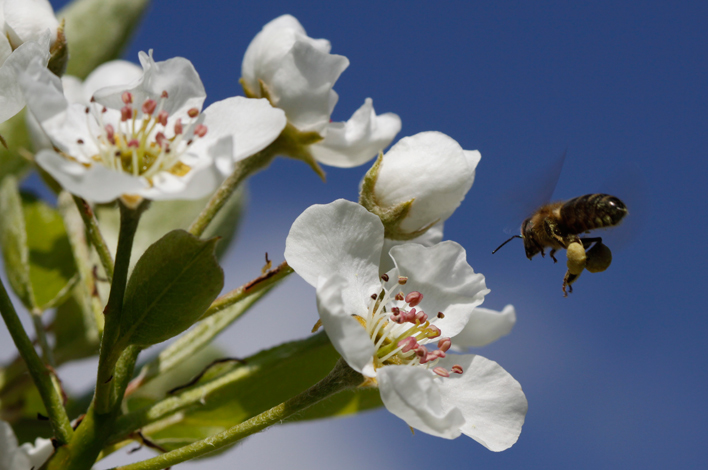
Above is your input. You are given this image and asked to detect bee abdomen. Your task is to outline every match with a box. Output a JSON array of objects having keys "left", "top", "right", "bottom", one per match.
[{"left": 560, "top": 194, "right": 627, "bottom": 233}]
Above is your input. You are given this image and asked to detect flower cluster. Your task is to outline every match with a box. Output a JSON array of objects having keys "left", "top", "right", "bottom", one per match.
[{"left": 0, "top": 6, "right": 529, "bottom": 470}]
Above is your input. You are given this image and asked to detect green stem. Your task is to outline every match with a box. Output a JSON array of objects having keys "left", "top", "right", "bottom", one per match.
[
  {"left": 111, "top": 359, "right": 362, "bottom": 470},
  {"left": 95, "top": 200, "right": 147, "bottom": 415},
  {"left": 202, "top": 261, "right": 293, "bottom": 320},
  {"left": 73, "top": 195, "right": 114, "bottom": 282},
  {"left": 0, "top": 277, "right": 73, "bottom": 444},
  {"left": 31, "top": 311, "right": 56, "bottom": 368},
  {"left": 188, "top": 149, "right": 276, "bottom": 238}
]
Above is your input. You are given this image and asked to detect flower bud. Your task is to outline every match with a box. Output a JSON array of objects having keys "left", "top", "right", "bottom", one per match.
[{"left": 360, "top": 131, "right": 479, "bottom": 240}]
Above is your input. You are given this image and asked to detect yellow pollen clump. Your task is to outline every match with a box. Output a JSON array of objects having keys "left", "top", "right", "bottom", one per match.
[
  {"left": 566, "top": 241, "right": 587, "bottom": 275},
  {"left": 586, "top": 241, "right": 612, "bottom": 273}
]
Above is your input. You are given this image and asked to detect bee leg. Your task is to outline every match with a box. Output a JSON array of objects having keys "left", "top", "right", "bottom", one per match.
[
  {"left": 550, "top": 249, "right": 558, "bottom": 263},
  {"left": 562, "top": 270, "right": 580, "bottom": 297},
  {"left": 580, "top": 237, "right": 603, "bottom": 249}
]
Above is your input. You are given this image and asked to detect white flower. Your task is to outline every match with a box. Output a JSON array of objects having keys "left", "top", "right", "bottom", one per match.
[
  {"left": 242, "top": 15, "right": 400, "bottom": 168},
  {"left": 285, "top": 200, "right": 527, "bottom": 450},
  {"left": 364, "top": 131, "right": 481, "bottom": 236},
  {"left": 1, "top": 0, "right": 59, "bottom": 49},
  {"left": 453, "top": 305, "right": 517, "bottom": 349},
  {"left": 0, "top": 419, "right": 54, "bottom": 470},
  {"left": 19, "top": 51, "right": 287, "bottom": 204}
]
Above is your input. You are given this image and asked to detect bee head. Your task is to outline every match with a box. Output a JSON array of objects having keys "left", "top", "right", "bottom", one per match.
[{"left": 521, "top": 217, "right": 541, "bottom": 259}]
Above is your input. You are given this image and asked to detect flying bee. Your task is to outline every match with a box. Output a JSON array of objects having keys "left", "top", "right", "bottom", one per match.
[{"left": 493, "top": 193, "right": 628, "bottom": 296}]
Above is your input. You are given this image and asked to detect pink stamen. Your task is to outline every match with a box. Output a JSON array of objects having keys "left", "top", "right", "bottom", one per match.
[
  {"left": 142, "top": 99, "right": 157, "bottom": 115},
  {"left": 157, "top": 111, "right": 169, "bottom": 126},
  {"left": 187, "top": 108, "right": 199, "bottom": 118},
  {"left": 398, "top": 276, "right": 408, "bottom": 285},
  {"left": 105, "top": 124, "right": 115, "bottom": 144},
  {"left": 194, "top": 124, "right": 208, "bottom": 137},
  {"left": 437, "top": 337, "right": 451, "bottom": 352},
  {"left": 398, "top": 337, "right": 419, "bottom": 353},
  {"left": 405, "top": 291, "right": 423, "bottom": 307},
  {"left": 395, "top": 292, "right": 404, "bottom": 301},
  {"left": 426, "top": 324, "right": 441, "bottom": 338},
  {"left": 128, "top": 139, "right": 139, "bottom": 148},
  {"left": 415, "top": 310, "right": 428, "bottom": 324},
  {"left": 121, "top": 106, "right": 133, "bottom": 121},
  {"left": 122, "top": 91, "right": 133, "bottom": 104},
  {"left": 174, "top": 119, "right": 183, "bottom": 135},
  {"left": 155, "top": 132, "right": 167, "bottom": 147},
  {"left": 451, "top": 364, "right": 463, "bottom": 374},
  {"left": 381, "top": 273, "right": 389, "bottom": 282},
  {"left": 161, "top": 90, "right": 169, "bottom": 98},
  {"left": 433, "top": 367, "right": 450, "bottom": 377}
]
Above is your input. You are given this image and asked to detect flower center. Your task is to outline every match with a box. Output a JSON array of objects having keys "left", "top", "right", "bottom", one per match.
[
  {"left": 363, "top": 275, "right": 462, "bottom": 378},
  {"left": 79, "top": 91, "right": 208, "bottom": 183}
]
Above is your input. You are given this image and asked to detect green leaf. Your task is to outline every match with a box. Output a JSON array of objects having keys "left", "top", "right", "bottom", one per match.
[
  {"left": 118, "top": 230, "right": 224, "bottom": 348},
  {"left": 140, "top": 333, "right": 383, "bottom": 450},
  {"left": 0, "top": 176, "right": 32, "bottom": 308},
  {"left": 0, "top": 179, "right": 78, "bottom": 312},
  {"left": 22, "top": 192, "right": 78, "bottom": 310}
]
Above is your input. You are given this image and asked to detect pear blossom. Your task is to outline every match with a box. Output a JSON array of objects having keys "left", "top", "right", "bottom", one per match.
[
  {"left": 362, "top": 131, "right": 481, "bottom": 238},
  {"left": 285, "top": 200, "right": 527, "bottom": 450},
  {"left": 0, "top": 419, "right": 54, "bottom": 470},
  {"left": 19, "top": 51, "right": 287, "bottom": 204},
  {"left": 242, "top": 14, "right": 401, "bottom": 168},
  {"left": 453, "top": 305, "right": 516, "bottom": 349}
]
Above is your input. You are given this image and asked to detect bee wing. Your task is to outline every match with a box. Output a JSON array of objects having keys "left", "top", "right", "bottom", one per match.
[{"left": 499, "top": 148, "right": 568, "bottom": 234}]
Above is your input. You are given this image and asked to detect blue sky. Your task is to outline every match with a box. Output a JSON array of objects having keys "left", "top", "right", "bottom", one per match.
[{"left": 22, "top": 1, "right": 708, "bottom": 468}]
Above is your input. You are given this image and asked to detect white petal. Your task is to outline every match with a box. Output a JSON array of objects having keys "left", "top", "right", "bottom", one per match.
[
  {"left": 453, "top": 305, "right": 517, "bottom": 349},
  {"left": 0, "top": 420, "right": 20, "bottom": 470},
  {"left": 0, "top": 33, "right": 49, "bottom": 123},
  {"left": 375, "top": 131, "right": 476, "bottom": 232},
  {"left": 388, "top": 241, "right": 488, "bottom": 339},
  {"left": 285, "top": 199, "right": 383, "bottom": 293},
  {"left": 18, "top": 437, "right": 54, "bottom": 469},
  {"left": 242, "top": 15, "right": 348, "bottom": 133},
  {"left": 377, "top": 365, "right": 465, "bottom": 439},
  {"left": 36, "top": 150, "right": 147, "bottom": 203},
  {"left": 436, "top": 354, "right": 527, "bottom": 451},
  {"left": 94, "top": 51, "right": 206, "bottom": 119},
  {"left": 4, "top": 0, "right": 58, "bottom": 48},
  {"left": 316, "top": 276, "right": 376, "bottom": 375},
  {"left": 80, "top": 60, "right": 144, "bottom": 102},
  {"left": 378, "top": 222, "right": 443, "bottom": 273},
  {"left": 310, "top": 98, "right": 401, "bottom": 168},
  {"left": 194, "top": 96, "right": 286, "bottom": 162}
]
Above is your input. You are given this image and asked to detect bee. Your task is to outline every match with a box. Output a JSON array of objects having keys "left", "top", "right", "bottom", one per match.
[{"left": 492, "top": 193, "right": 628, "bottom": 296}]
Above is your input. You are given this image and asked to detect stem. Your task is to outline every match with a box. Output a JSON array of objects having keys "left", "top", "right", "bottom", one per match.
[
  {"left": 31, "top": 311, "right": 56, "bottom": 368},
  {"left": 95, "top": 200, "right": 147, "bottom": 414},
  {"left": 201, "top": 261, "right": 292, "bottom": 320},
  {"left": 73, "top": 195, "right": 114, "bottom": 282},
  {"left": 111, "top": 359, "right": 362, "bottom": 470},
  {"left": 188, "top": 149, "right": 276, "bottom": 238},
  {"left": 0, "top": 277, "right": 73, "bottom": 444}
]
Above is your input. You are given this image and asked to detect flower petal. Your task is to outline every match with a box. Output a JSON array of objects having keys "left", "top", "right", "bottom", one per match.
[
  {"left": 0, "top": 420, "right": 20, "bottom": 469},
  {"left": 285, "top": 199, "right": 383, "bottom": 295},
  {"left": 435, "top": 354, "right": 527, "bottom": 451},
  {"left": 18, "top": 437, "right": 54, "bottom": 469},
  {"left": 388, "top": 241, "right": 488, "bottom": 338},
  {"left": 316, "top": 275, "right": 376, "bottom": 376},
  {"left": 0, "top": 33, "right": 49, "bottom": 123},
  {"left": 375, "top": 131, "right": 476, "bottom": 232},
  {"left": 453, "top": 305, "right": 516, "bottom": 349},
  {"left": 379, "top": 222, "right": 443, "bottom": 273},
  {"left": 4, "top": 0, "right": 58, "bottom": 48},
  {"left": 309, "top": 98, "right": 401, "bottom": 168},
  {"left": 36, "top": 150, "right": 146, "bottom": 203},
  {"left": 80, "top": 60, "right": 144, "bottom": 102},
  {"left": 93, "top": 51, "right": 206, "bottom": 119},
  {"left": 377, "top": 365, "right": 465, "bottom": 439},
  {"left": 193, "top": 96, "right": 286, "bottom": 163}
]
